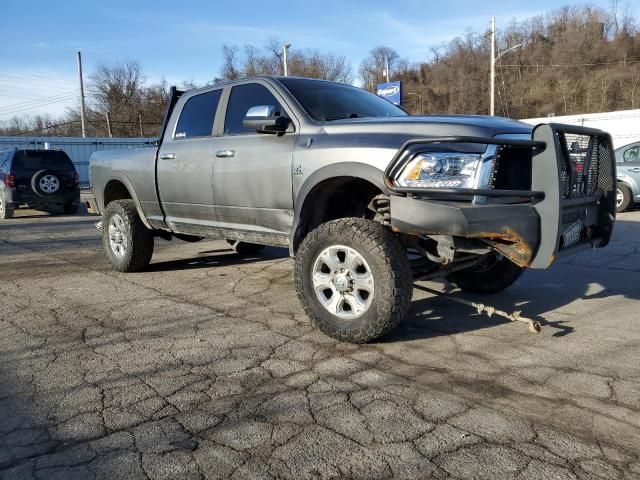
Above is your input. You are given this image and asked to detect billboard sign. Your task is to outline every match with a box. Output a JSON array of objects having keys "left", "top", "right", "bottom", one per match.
[{"left": 376, "top": 81, "right": 402, "bottom": 105}]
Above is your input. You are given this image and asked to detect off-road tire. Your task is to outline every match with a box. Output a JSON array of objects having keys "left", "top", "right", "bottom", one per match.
[
  {"left": 0, "top": 195, "right": 14, "bottom": 219},
  {"left": 294, "top": 218, "right": 413, "bottom": 343},
  {"left": 448, "top": 253, "right": 523, "bottom": 294},
  {"left": 616, "top": 183, "right": 631, "bottom": 213},
  {"left": 227, "top": 240, "right": 265, "bottom": 255},
  {"left": 102, "top": 199, "right": 154, "bottom": 272},
  {"left": 63, "top": 202, "right": 79, "bottom": 215}
]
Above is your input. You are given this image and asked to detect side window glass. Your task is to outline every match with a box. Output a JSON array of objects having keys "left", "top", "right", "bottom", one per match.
[
  {"left": 224, "top": 83, "right": 285, "bottom": 136},
  {"left": 623, "top": 146, "right": 639, "bottom": 163},
  {"left": 0, "top": 152, "right": 9, "bottom": 171},
  {"left": 174, "top": 89, "right": 222, "bottom": 139}
]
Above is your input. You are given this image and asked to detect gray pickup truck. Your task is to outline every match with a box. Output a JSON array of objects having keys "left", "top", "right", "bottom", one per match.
[{"left": 89, "top": 76, "right": 616, "bottom": 343}]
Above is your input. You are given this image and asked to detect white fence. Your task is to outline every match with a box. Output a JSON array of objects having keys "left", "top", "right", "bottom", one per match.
[
  {"left": 522, "top": 109, "right": 640, "bottom": 149},
  {"left": 0, "top": 136, "right": 157, "bottom": 186}
]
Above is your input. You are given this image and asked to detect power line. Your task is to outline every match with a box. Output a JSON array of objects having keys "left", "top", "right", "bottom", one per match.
[
  {"left": 0, "top": 95, "right": 77, "bottom": 116},
  {"left": 499, "top": 60, "right": 640, "bottom": 67},
  {"left": 0, "top": 93, "right": 78, "bottom": 113},
  {"left": 0, "top": 72, "right": 76, "bottom": 85},
  {"left": 8, "top": 120, "right": 78, "bottom": 136}
]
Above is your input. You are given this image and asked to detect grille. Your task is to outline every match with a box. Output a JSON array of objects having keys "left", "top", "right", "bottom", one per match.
[{"left": 555, "top": 131, "right": 613, "bottom": 199}]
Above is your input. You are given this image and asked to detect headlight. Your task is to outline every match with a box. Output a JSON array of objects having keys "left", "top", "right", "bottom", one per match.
[{"left": 395, "top": 152, "right": 483, "bottom": 189}]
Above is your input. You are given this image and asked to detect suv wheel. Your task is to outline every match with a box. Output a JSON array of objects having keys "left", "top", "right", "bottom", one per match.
[
  {"left": 102, "top": 199, "right": 154, "bottom": 272},
  {"left": 31, "top": 170, "right": 61, "bottom": 198},
  {"left": 295, "top": 218, "right": 412, "bottom": 343},
  {"left": 227, "top": 240, "right": 265, "bottom": 255},
  {"left": 616, "top": 183, "right": 631, "bottom": 213},
  {"left": 0, "top": 195, "right": 14, "bottom": 219},
  {"left": 447, "top": 253, "right": 523, "bottom": 294}
]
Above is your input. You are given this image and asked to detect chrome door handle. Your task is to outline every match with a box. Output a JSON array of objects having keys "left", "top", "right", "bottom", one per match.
[
  {"left": 629, "top": 168, "right": 640, "bottom": 173},
  {"left": 215, "top": 150, "right": 235, "bottom": 158},
  {"left": 159, "top": 153, "right": 176, "bottom": 160}
]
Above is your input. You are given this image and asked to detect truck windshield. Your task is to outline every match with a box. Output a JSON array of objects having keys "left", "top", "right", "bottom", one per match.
[{"left": 279, "top": 78, "right": 406, "bottom": 122}]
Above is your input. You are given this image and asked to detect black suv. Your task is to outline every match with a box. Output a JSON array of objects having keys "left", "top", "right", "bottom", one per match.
[{"left": 0, "top": 148, "right": 80, "bottom": 219}]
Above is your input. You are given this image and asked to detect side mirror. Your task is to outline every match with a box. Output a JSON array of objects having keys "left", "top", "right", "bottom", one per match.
[{"left": 242, "top": 105, "right": 289, "bottom": 134}]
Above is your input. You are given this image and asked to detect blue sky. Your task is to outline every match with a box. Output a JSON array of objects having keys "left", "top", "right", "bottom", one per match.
[{"left": 1, "top": 0, "right": 629, "bottom": 120}]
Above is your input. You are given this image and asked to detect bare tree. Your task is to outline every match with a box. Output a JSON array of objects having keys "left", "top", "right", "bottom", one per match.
[
  {"left": 219, "top": 40, "right": 353, "bottom": 83},
  {"left": 359, "top": 46, "right": 402, "bottom": 90}
]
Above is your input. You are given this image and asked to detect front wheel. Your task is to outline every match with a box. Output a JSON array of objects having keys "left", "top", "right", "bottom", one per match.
[
  {"left": 616, "top": 183, "right": 631, "bottom": 213},
  {"left": 294, "top": 218, "right": 413, "bottom": 343},
  {"left": 102, "top": 199, "right": 154, "bottom": 272},
  {"left": 447, "top": 253, "right": 523, "bottom": 294},
  {"left": 0, "top": 195, "right": 14, "bottom": 219}
]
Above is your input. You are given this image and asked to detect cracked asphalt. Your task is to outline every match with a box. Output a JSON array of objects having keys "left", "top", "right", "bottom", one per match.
[{"left": 1, "top": 208, "right": 639, "bottom": 479}]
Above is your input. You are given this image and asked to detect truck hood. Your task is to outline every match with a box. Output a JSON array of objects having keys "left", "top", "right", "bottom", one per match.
[{"left": 321, "top": 115, "right": 533, "bottom": 138}]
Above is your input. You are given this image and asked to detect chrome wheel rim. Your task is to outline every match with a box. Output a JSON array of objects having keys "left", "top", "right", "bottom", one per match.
[
  {"left": 312, "top": 245, "right": 374, "bottom": 319},
  {"left": 108, "top": 214, "right": 127, "bottom": 258},
  {"left": 616, "top": 188, "right": 624, "bottom": 208},
  {"left": 39, "top": 174, "right": 60, "bottom": 193}
]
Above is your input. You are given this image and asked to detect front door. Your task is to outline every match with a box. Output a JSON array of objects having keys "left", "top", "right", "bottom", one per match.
[
  {"left": 618, "top": 143, "right": 640, "bottom": 202},
  {"left": 212, "top": 81, "right": 297, "bottom": 235},
  {"left": 156, "top": 88, "right": 223, "bottom": 230}
]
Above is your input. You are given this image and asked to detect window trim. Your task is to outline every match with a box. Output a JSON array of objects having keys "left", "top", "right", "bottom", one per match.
[
  {"left": 623, "top": 145, "right": 639, "bottom": 163},
  {"left": 222, "top": 82, "right": 296, "bottom": 137},
  {"left": 172, "top": 88, "right": 223, "bottom": 141}
]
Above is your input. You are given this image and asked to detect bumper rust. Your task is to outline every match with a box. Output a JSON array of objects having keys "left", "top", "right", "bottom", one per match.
[{"left": 390, "top": 196, "right": 540, "bottom": 267}]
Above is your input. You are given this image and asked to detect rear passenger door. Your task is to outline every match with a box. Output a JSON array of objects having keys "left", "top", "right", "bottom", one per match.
[
  {"left": 157, "top": 88, "right": 223, "bottom": 230},
  {"left": 211, "top": 81, "right": 297, "bottom": 235}
]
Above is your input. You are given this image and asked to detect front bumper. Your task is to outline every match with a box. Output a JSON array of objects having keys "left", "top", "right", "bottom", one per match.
[
  {"left": 386, "top": 124, "right": 617, "bottom": 269},
  {"left": 390, "top": 197, "right": 540, "bottom": 267}
]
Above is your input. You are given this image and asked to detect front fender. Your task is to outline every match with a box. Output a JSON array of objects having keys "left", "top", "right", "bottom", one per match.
[
  {"left": 617, "top": 174, "right": 639, "bottom": 198},
  {"left": 289, "top": 162, "right": 388, "bottom": 253}
]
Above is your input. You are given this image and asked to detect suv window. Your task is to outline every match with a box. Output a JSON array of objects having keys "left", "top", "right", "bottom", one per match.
[
  {"left": 623, "top": 146, "right": 639, "bottom": 163},
  {"left": 12, "top": 150, "right": 75, "bottom": 172},
  {"left": 224, "top": 83, "right": 285, "bottom": 136},
  {"left": 175, "top": 89, "right": 222, "bottom": 139},
  {"left": 0, "top": 151, "right": 10, "bottom": 171}
]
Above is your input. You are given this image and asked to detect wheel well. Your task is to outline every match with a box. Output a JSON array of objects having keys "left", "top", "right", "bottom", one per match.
[
  {"left": 103, "top": 180, "right": 132, "bottom": 207},
  {"left": 293, "top": 177, "right": 383, "bottom": 253}
]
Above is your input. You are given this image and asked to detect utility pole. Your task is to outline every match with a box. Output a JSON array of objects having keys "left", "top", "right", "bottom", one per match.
[
  {"left": 105, "top": 112, "right": 112, "bottom": 137},
  {"left": 385, "top": 55, "right": 390, "bottom": 83},
  {"left": 77, "top": 51, "right": 87, "bottom": 137},
  {"left": 138, "top": 114, "right": 144, "bottom": 137},
  {"left": 283, "top": 43, "right": 291, "bottom": 76},
  {"left": 490, "top": 17, "right": 496, "bottom": 116}
]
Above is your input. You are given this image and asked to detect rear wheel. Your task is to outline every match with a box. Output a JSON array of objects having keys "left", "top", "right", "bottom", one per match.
[
  {"left": 227, "top": 240, "right": 265, "bottom": 255},
  {"left": 447, "top": 253, "right": 523, "bottom": 294},
  {"left": 616, "top": 183, "right": 631, "bottom": 213},
  {"left": 294, "top": 218, "right": 412, "bottom": 343},
  {"left": 0, "top": 195, "right": 14, "bottom": 219},
  {"left": 102, "top": 199, "right": 154, "bottom": 272},
  {"left": 63, "top": 202, "right": 79, "bottom": 215}
]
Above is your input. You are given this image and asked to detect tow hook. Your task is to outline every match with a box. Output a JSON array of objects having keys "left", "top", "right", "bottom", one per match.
[
  {"left": 95, "top": 220, "right": 103, "bottom": 231},
  {"left": 413, "top": 284, "right": 541, "bottom": 333}
]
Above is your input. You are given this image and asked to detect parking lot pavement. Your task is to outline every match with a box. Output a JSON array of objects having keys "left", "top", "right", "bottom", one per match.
[{"left": 0, "top": 209, "right": 639, "bottom": 480}]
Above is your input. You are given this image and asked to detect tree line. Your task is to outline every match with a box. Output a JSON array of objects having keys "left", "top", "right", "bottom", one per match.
[{"left": 1, "top": 3, "right": 639, "bottom": 137}]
